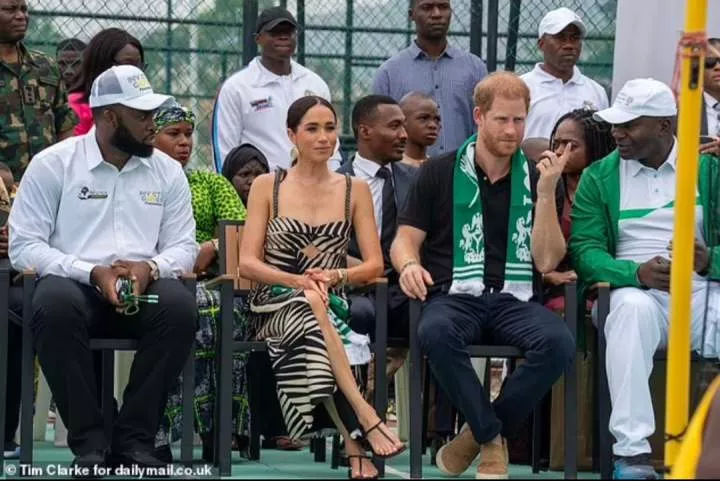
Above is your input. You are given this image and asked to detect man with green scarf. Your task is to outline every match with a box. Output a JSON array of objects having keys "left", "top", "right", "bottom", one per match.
[
  {"left": 570, "top": 78, "right": 720, "bottom": 480},
  {"left": 390, "top": 71, "right": 573, "bottom": 479}
]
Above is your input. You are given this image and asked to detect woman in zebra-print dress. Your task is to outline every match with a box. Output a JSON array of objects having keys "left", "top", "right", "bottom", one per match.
[{"left": 238, "top": 96, "right": 406, "bottom": 478}]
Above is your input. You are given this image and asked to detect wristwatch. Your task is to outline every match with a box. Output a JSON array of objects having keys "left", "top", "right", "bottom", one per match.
[{"left": 145, "top": 260, "right": 160, "bottom": 281}]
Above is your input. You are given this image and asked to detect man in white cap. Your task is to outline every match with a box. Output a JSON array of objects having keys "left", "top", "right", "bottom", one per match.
[
  {"left": 9, "top": 65, "right": 198, "bottom": 472},
  {"left": 520, "top": 7, "right": 609, "bottom": 139},
  {"left": 570, "top": 78, "right": 720, "bottom": 479}
]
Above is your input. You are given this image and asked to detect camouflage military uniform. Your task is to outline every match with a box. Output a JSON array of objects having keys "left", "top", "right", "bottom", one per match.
[{"left": 0, "top": 43, "right": 77, "bottom": 181}]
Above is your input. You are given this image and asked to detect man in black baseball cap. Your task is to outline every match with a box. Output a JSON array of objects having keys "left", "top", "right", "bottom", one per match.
[
  {"left": 212, "top": 6, "right": 341, "bottom": 172},
  {"left": 255, "top": 6, "right": 297, "bottom": 35}
]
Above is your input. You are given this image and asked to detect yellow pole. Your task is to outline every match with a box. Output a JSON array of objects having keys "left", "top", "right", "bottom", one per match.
[{"left": 665, "top": 0, "right": 707, "bottom": 475}]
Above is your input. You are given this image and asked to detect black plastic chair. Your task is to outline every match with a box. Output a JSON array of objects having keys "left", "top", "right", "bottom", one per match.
[
  {"left": 407, "top": 282, "right": 579, "bottom": 479},
  {"left": 212, "top": 220, "right": 391, "bottom": 475},
  {"left": 594, "top": 282, "right": 711, "bottom": 478},
  {"left": 17, "top": 271, "right": 197, "bottom": 466}
]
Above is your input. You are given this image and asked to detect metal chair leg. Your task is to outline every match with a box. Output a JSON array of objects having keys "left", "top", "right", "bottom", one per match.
[
  {"left": 331, "top": 434, "right": 341, "bottom": 469},
  {"left": 313, "top": 438, "right": 326, "bottom": 462},
  {"left": 531, "top": 408, "right": 540, "bottom": 473},
  {"left": 247, "top": 352, "right": 261, "bottom": 461},
  {"left": 101, "top": 350, "right": 115, "bottom": 443},
  {"left": 597, "top": 285, "right": 612, "bottom": 479},
  {"left": 564, "top": 282, "right": 578, "bottom": 479},
  {"left": 19, "top": 273, "right": 36, "bottom": 466},
  {"left": 180, "top": 275, "right": 196, "bottom": 466},
  {"left": 409, "top": 299, "right": 423, "bottom": 479},
  {"left": 372, "top": 281, "right": 388, "bottom": 476},
  {"left": 216, "top": 277, "right": 234, "bottom": 475},
  {"left": 0, "top": 267, "right": 10, "bottom": 473}
]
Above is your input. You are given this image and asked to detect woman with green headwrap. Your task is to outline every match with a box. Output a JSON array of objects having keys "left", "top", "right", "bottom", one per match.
[{"left": 152, "top": 98, "right": 250, "bottom": 462}]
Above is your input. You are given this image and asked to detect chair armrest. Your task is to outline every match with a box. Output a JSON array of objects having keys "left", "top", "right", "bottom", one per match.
[
  {"left": 202, "top": 273, "right": 234, "bottom": 290},
  {"left": 347, "top": 276, "right": 388, "bottom": 296},
  {"left": 586, "top": 282, "right": 611, "bottom": 302}
]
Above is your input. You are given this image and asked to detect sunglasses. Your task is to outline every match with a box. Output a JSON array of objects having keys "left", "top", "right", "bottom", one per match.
[
  {"left": 114, "top": 60, "right": 148, "bottom": 72},
  {"left": 706, "top": 58, "right": 720, "bottom": 69}
]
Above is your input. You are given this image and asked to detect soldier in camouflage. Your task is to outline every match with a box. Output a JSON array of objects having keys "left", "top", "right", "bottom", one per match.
[{"left": 0, "top": 0, "right": 77, "bottom": 182}]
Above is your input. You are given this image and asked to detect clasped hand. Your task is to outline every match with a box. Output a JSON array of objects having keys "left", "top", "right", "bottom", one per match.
[
  {"left": 91, "top": 260, "right": 152, "bottom": 313},
  {"left": 297, "top": 268, "right": 342, "bottom": 307}
]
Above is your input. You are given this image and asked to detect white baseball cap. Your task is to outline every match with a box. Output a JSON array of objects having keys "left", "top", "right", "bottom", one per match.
[
  {"left": 593, "top": 78, "right": 677, "bottom": 125},
  {"left": 538, "top": 7, "right": 586, "bottom": 39},
  {"left": 89, "top": 65, "right": 170, "bottom": 111}
]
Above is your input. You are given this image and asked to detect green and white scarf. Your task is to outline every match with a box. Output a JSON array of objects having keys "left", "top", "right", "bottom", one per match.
[{"left": 451, "top": 134, "right": 534, "bottom": 301}]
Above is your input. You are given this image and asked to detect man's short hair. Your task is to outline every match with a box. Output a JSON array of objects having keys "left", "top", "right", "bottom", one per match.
[
  {"left": 56, "top": 38, "right": 87, "bottom": 55},
  {"left": 399, "top": 91, "right": 436, "bottom": 109},
  {"left": 473, "top": 71, "right": 530, "bottom": 113},
  {"left": 351, "top": 95, "right": 399, "bottom": 138}
]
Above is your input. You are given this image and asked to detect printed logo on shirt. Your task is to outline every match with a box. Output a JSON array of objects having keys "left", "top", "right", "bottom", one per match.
[
  {"left": 304, "top": 90, "right": 316, "bottom": 96},
  {"left": 140, "top": 191, "right": 163, "bottom": 206},
  {"left": 77, "top": 186, "right": 108, "bottom": 200},
  {"left": 250, "top": 96, "right": 273, "bottom": 112},
  {"left": 582, "top": 100, "right": 597, "bottom": 110}
]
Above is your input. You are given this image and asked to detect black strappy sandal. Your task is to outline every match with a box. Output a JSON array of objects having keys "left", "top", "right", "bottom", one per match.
[
  {"left": 362, "top": 421, "right": 407, "bottom": 460},
  {"left": 347, "top": 455, "right": 379, "bottom": 479}
]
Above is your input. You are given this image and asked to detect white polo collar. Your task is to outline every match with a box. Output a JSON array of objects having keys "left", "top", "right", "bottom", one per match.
[
  {"left": 85, "top": 127, "right": 151, "bottom": 172},
  {"left": 626, "top": 138, "right": 677, "bottom": 177},
  {"left": 531, "top": 63, "right": 585, "bottom": 85},
  {"left": 249, "top": 57, "right": 308, "bottom": 88}
]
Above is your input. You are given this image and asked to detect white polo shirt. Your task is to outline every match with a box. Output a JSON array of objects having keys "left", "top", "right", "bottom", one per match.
[
  {"left": 615, "top": 140, "right": 705, "bottom": 281},
  {"left": 9, "top": 129, "right": 198, "bottom": 285},
  {"left": 212, "top": 57, "right": 342, "bottom": 172},
  {"left": 521, "top": 64, "right": 609, "bottom": 139}
]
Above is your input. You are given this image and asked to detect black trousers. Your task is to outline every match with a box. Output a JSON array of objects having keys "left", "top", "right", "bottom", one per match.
[
  {"left": 348, "top": 285, "right": 410, "bottom": 341},
  {"left": 418, "top": 293, "right": 575, "bottom": 444},
  {"left": 31, "top": 275, "right": 196, "bottom": 456},
  {"left": 3, "top": 284, "right": 23, "bottom": 446},
  {"left": 348, "top": 286, "right": 456, "bottom": 434}
]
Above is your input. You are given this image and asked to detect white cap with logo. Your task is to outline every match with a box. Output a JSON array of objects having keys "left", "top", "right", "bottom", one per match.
[
  {"left": 89, "top": 65, "right": 170, "bottom": 111},
  {"left": 538, "top": 7, "right": 586, "bottom": 39},
  {"left": 593, "top": 78, "right": 677, "bottom": 125}
]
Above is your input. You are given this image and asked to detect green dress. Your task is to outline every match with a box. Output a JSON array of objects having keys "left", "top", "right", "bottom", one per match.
[
  {"left": 188, "top": 170, "right": 247, "bottom": 243},
  {"left": 156, "top": 170, "right": 250, "bottom": 447}
]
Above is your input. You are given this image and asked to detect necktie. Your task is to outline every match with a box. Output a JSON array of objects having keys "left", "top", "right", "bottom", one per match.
[{"left": 376, "top": 166, "right": 396, "bottom": 264}]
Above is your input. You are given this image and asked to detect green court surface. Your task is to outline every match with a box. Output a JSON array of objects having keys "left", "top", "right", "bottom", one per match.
[{"left": 2, "top": 438, "right": 601, "bottom": 479}]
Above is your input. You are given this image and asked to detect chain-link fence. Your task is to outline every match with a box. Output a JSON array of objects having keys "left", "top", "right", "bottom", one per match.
[{"left": 26, "top": 0, "right": 617, "bottom": 169}]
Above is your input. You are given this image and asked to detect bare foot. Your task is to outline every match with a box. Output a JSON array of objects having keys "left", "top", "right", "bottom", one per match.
[
  {"left": 346, "top": 438, "right": 379, "bottom": 479},
  {"left": 348, "top": 456, "right": 378, "bottom": 479},
  {"left": 362, "top": 420, "right": 405, "bottom": 457}
]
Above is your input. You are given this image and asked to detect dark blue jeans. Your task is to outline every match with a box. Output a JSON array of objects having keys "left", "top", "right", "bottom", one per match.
[{"left": 418, "top": 293, "right": 575, "bottom": 445}]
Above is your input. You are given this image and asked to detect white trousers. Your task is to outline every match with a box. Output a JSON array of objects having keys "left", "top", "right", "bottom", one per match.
[{"left": 594, "top": 282, "right": 720, "bottom": 457}]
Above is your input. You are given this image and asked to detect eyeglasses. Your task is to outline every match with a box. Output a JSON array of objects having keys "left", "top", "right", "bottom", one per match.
[
  {"left": 114, "top": 60, "right": 148, "bottom": 72},
  {"left": 706, "top": 58, "right": 720, "bottom": 69}
]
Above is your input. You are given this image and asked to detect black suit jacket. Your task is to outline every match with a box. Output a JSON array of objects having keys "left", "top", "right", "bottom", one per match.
[
  {"left": 337, "top": 156, "right": 418, "bottom": 272},
  {"left": 702, "top": 100, "right": 709, "bottom": 136}
]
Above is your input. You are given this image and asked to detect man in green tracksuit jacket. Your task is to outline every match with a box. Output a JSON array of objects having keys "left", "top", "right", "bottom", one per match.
[{"left": 570, "top": 78, "right": 720, "bottom": 480}]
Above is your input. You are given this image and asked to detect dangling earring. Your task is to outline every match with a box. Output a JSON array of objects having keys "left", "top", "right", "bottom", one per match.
[{"left": 290, "top": 146, "right": 299, "bottom": 166}]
